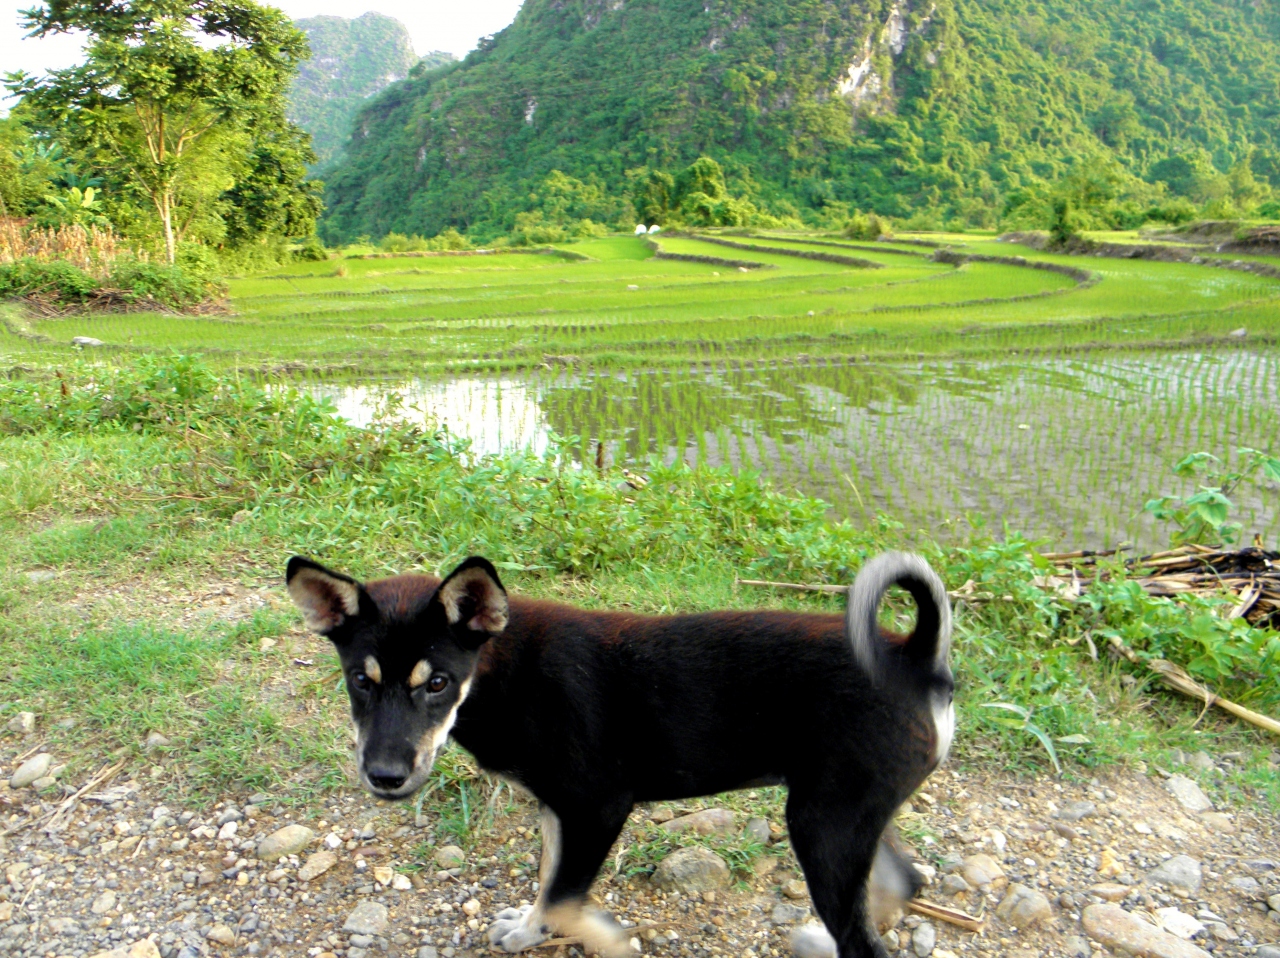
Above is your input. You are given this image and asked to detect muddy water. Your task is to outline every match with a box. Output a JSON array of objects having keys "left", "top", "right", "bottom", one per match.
[{"left": 309, "top": 350, "right": 1280, "bottom": 550}]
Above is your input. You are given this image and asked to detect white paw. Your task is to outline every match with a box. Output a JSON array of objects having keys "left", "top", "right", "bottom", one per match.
[
  {"left": 790, "top": 923, "right": 837, "bottom": 958},
  {"left": 487, "top": 905, "right": 550, "bottom": 952}
]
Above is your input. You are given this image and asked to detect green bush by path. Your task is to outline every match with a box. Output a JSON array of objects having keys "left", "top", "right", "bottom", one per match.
[
  {"left": 1, "top": 356, "right": 1277, "bottom": 801},
  {"left": 0, "top": 256, "right": 221, "bottom": 310}
]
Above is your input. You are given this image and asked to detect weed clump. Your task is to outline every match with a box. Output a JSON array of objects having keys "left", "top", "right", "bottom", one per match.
[{"left": 0, "top": 256, "right": 220, "bottom": 311}]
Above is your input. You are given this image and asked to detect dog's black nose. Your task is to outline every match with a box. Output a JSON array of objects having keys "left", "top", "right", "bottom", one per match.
[{"left": 366, "top": 766, "right": 409, "bottom": 791}]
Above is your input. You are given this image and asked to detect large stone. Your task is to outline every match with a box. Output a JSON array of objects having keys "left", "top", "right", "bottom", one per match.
[
  {"left": 650, "top": 846, "right": 731, "bottom": 893},
  {"left": 1082, "top": 904, "right": 1210, "bottom": 958},
  {"left": 6, "top": 712, "right": 35, "bottom": 734},
  {"left": 256, "top": 824, "right": 315, "bottom": 861},
  {"left": 961, "top": 854, "right": 1006, "bottom": 889},
  {"left": 72, "top": 336, "right": 105, "bottom": 347},
  {"left": 1165, "top": 775, "right": 1212, "bottom": 813},
  {"left": 344, "top": 901, "right": 390, "bottom": 936},
  {"left": 660, "top": 808, "right": 736, "bottom": 837},
  {"left": 771, "top": 904, "right": 808, "bottom": 924},
  {"left": 10, "top": 753, "right": 52, "bottom": 788},
  {"left": 1155, "top": 908, "right": 1204, "bottom": 940},
  {"left": 1146, "top": 856, "right": 1202, "bottom": 893},
  {"left": 744, "top": 818, "right": 772, "bottom": 844},
  {"left": 995, "top": 884, "right": 1053, "bottom": 928},
  {"left": 434, "top": 845, "right": 465, "bottom": 868},
  {"left": 299, "top": 850, "right": 338, "bottom": 882}
]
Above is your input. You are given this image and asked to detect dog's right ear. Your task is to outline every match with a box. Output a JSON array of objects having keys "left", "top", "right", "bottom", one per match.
[{"left": 286, "top": 556, "right": 366, "bottom": 637}]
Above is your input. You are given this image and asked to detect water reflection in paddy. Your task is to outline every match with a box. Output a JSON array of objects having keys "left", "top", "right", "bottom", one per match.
[{"left": 310, "top": 350, "right": 1280, "bottom": 550}]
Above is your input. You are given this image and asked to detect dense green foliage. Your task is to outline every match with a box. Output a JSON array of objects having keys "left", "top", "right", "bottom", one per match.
[
  {"left": 320, "top": 0, "right": 1280, "bottom": 241},
  {"left": 0, "top": 256, "right": 219, "bottom": 308},
  {"left": 288, "top": 14, "right": 450, "bottom": 170},
  {"left": 4, "top": 0, "right": 322, "bottom": 263}
]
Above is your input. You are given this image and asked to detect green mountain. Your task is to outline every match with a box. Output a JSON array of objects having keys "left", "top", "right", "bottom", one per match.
[
  {"left": 319, "top": 0, "right": 1280, "bottom": 240},
  {"left": 288, "top": 13, "right": 454, "bottom": 170}
]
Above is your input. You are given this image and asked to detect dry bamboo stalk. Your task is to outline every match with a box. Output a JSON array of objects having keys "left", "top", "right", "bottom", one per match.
[
  {"left": 1228, "top": 583, "right": 1262, "bottom": 620},
  {"left": 1147, "top": 659, "right": 1280, "bottom": 737},
  {"left": 907, "top": 900, "right": 986, "bottom": 933}
]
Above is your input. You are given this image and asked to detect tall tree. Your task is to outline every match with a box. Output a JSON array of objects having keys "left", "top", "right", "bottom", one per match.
[{"left": 7, "top": 0, "right": 314, "bottom": 262}]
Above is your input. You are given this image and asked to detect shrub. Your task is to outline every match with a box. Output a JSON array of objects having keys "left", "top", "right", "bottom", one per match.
[
  {"left": 0, "top": 255, "right": 218, "bottom": 309},
  {"left": 0, "top": 257, "right": 98, "bottom": 301},
  {"left": 1260, "top": 199, "right": 1280, "bottom": 220},
  {"left": 295, "top": 236, "right": 329, "bottom": 261},
  {"left": 843, "top": 210, "right": 890, "bottom": 240},
  {"left": 107, "top": 259, "right": 216, "bottom": 309}
]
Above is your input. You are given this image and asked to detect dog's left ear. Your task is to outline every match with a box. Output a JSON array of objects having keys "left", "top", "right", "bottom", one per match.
[
  {"left": 432, "top": 557, "right": 508, "bottom": 649},
  {"left": 286, "top": 556, "right": 366, "bottom": 637}
]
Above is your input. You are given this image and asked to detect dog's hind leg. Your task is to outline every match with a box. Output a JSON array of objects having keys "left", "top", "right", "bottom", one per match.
[{"left": 786, "top": 792, "right": 891, "bottom": 958}]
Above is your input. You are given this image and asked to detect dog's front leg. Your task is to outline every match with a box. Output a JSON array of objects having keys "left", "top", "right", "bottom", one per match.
[{"left": 487, "top": 805, "right": 562, "bottom": 952}]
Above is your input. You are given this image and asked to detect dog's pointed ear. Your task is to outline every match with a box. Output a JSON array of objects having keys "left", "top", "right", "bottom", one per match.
[
  {"left": 432, "top": 557, "right": 508, "bottom": 649},
  {"left": 286, "top": 556, "right": 366, "bottom": 637}
]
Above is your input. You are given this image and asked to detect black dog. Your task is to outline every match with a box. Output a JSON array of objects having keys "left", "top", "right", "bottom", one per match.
[{"left": 286, "top": 551, "right": 953, "bottom": 958}]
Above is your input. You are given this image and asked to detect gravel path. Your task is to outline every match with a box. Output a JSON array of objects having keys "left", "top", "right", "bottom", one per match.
[{"left": 3, "top": 737, "right": 1280, "bottom": 958}]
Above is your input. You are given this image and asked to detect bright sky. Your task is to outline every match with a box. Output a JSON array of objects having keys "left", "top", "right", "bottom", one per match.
[{"left": 1, "top": 0, "right": 525, "bottom": 110}]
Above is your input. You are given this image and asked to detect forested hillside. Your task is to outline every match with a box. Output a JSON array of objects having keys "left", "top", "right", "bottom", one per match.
[
  {"left": 289, "top": 13, "right": 454, "bottom": 170},
  {"left": 319, "top": 0, "right": 1280, "bottom": 240}
]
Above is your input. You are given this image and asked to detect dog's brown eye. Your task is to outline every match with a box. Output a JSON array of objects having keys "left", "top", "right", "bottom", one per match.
[
  {"left": 428, "top": 674, "right": 448, "bottom": 693},
  {"left": 352, "top": 671, "right": 371, "bottom": 690}
]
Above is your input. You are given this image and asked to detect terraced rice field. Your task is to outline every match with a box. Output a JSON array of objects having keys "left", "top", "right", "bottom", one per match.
[{"left": 4, "top": 230, "right": 1279, "bottom": 548}]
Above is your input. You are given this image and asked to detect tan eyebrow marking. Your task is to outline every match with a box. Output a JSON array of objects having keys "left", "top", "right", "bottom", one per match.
[
  {"left": 363, "top": 655, "right": 382, "bottom": 684},
  {"left": 408, "top": 659, "right": 431, "bottom": 688}
]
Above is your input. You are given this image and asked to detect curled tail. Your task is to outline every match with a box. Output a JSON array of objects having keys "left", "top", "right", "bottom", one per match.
[{"left": 847, "top": 551, "right": 951, "bottom": 682}]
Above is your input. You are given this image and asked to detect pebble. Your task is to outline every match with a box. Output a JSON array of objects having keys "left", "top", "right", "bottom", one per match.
[
  {"left": 91, "top": 889, "right": 118, "bottom": 914},
  {"left": 462, "top": 898, "right": 481, "bottom": 916},
  {"left": 1257, "top": 948, "right": 1280, "bottom": 958},
  {"left": 435, "top": 845, "right": 466, "bottom": 868},
  {"left": 72, "top": 336, "right": 105, "bottom": 346},
  {"left": 1146, "top": 855, "right": 1203, "bottom": 893},
  {"left": 912, "top": 921, "right": 935, "bottom": 957},
  {"left": 940, "top": 874, "right": 970, "bottom": 896},
  {"left": 782, "top": 879, "right": 808, "bottom": 900},
  {"left": 744, "top": 817, "right": 772, "bottom": 844},
  {"left": 256, "top": 824, "right": 315, "bottom": 861},
  {"left": 10, "top": 752, "right": 52, "bottom": 788},
  {"left": 1089, "top": 882, "right": 1131, "bottom": 902},
  {"left": 298, "top": 850, "right": 338, "bottom": 881},
  {"left": 393, "top": 872, "right": 413, "bottom": 890},
  {"left": 343, "top": 901, "right": 390, "bottom": 936},
  {"left": 145, "top": 731, "right": 170, "bottom": 749},
  {"left": 1055, "top": 800, "right": 1097, "bottom": 822},
  {"left": 961, "top": 853, "right": 1006, "bottom": 889},
  {"left": 88, "top": 942, "right": 162, "bottom": 958},
  {"left": 995, "top": 883, "right": 1053, "bottom": 928},
  {"left": 1155, "top": 908, "right": 1204, "bottom": 940},
  {"left": 771, "top": 903, "right": 807, "bottom": 923},
  {"left": 6, "top": 711, "right": 35, "bottom": 734},
  {"left": 1064, "top": 934, "right": 1091, "bottom": 958},
  {"left": 206, "top": 924, "right": 236, "bottom": 945},
  {"left": 1082, "top": 903, "right": 1211, "bottom": 958},
  {"left": 1165, "top": 775, "right": 1213, "bottom": 813},
  {"left": 373, "top": 864, "right": 393, "bottom": 885},
  {"left": 419, "top": 948, "right": 440, "bottom": 958},
  {"left": 650, "top": 845, "right": 731, "bottom": 892},
  {"left": 659, "top": 808, "right": 735, "bottom": 836}
]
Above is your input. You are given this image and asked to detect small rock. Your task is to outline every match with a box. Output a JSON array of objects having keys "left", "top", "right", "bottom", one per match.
[
  {"left": 1198, "top": 812, "right": 1234, "bottom": 833},
  {"left": 32, "top": 774, "right": 58, "bottom": 789},
  {"left": 650, "top": 808, "right": 675, "bottom": 823},
  {"left": 1082, "top": 903, "right": 1210, "bottom": 958},
  {"left": 912, "top": 921, "right": 935, "bottom": 958},
  {"left": 1156, "top": 909, "right": 1204, "bottom": 940},
  {"left": 1255, "top": 946, "right": 1280, "bottom": 958},
  {"left": 344, "top": 901, "right": 390, "bottom": 936},
  {"left": 87, "top": 942, "right": 163, "bottom": 958},
  {"left": 462, "top": 898, "right": 481, "bottom": 916},
  {"left": 1187, "top": 751, "right": 1215, "bottom": 771},
  {"left": 434, "top": 845, "right": 465, "bottom": 868},
  {"left": 772, "top": 904, "right": 807, "bottom": 924},
  {"left": 881, "top": 930, "right": 899, "bottom": 952},
  {"left": 1270, "top": 893, "right": 1280, "bottom": 912},
  {"left": 145, "top": 731, "right": 170, "bottom": 749},
  {"left": 72, "top": 336, "right": 105, "bottom": 346},
  {"left": 1146, "top": 855, "right": 1202, "bottom": 893},
  {"left": 1064, "top": 935, "right": 1091, "bottom": 958},
  {"left": 6, "top": 712, "right": 35, "bottom": 734},
  {"left": 349, "top": 935, "right": 374, "bottom": 948},
  {"left": 24, "top": 570, "right": 56, "bottom": 584},
  {"left": 1204, "top": 922, "right": 1236, "bottom": 942},
  {"left": 206, "top": 924, "right": 236, "bottom": 946},
  {"left": 91, "top": 890, "right": 118, "bottom": 914},
  {"left": 782, "top": 879, "right": 808, "bottom": 900},
  {"left": 659, "top": 808, "right": 735, "bottom": 836},
  {"left": 940, "top": 874, "right": 970, "bottom": 896},
  {"left": 1227, "top": 327, "right": 1248, "bottom": 339},
  {"left": 995, "top": 884, "right": 1053, "bottom": 928},
  {"left": 1089, "top": 883, "right": 1131, "bottom": 902},
  {"left": 1226, "top": 875, "right": 1261, "bottom": 894},
  {"left": 217, "top": 820, "right": 239, "bottom": 840},
  {"left": 1165, "top": 775, "right": 1213, "bottom": 813},
  {"left": 298, "top": 850, "right": 337, "bottom": 882},
  {"left": 1055, "top": 801, "right": 1097, "bottom": 822},
  {"left": 419, "top": 949, "right": 439, "bottom": 958},
  {"left": 744, "top": 818, "right": 772, "bottom": 844},
  {"left": 961, "top": 854, "right": 1006, "bottom": 889},
  {"left": 256, "top": 824, "right": 314, "bottom": 861},
  {"left": 10, "top": 752, "right": 52, "bottom": 788},
  {"left": 372, "top": 865, "right": 393, "bottom": 886},
  {"left": 650, "top": 846, "right": 731, "bottom": 892}
]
